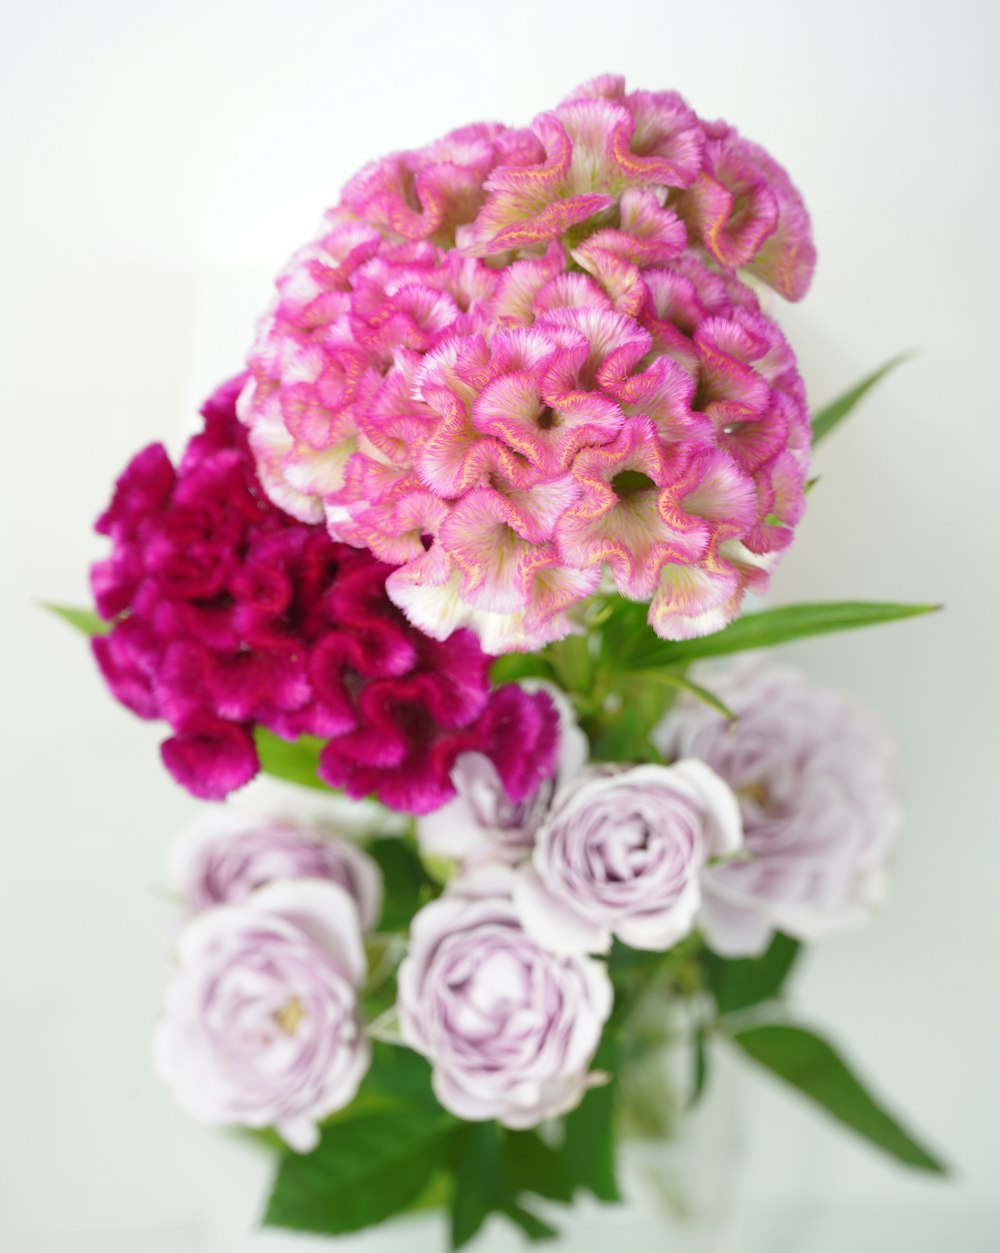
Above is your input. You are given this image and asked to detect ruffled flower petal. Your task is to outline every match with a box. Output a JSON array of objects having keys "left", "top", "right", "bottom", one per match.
[{"left": 237, "top": 77, "right": 814, "bottom": 653}]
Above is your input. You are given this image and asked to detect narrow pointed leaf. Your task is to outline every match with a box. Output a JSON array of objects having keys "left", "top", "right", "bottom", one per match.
[
  {"left": 501, "top": 1202, "right": 559, "bottom": 1242},
  {"left": 729, "top": 1022, "right": 947, "bottom": 1174},
  {"left": 619, "top": 601, "right": 941, "bottom": 671},
  {"left": 253, "top": 728, "right": 329, "bottom": 792},
  {"left": 811, "top": 353, "right": 912, "bottom": 445},
  {"left": 42, "top": 602, "right": 109, "bottom": 636},
  {"left": 690, "top": 1026, "right": 709, "bottom": 1109},
  {"left": 630, "top": 669, "right": 736, "bottom": 720}
]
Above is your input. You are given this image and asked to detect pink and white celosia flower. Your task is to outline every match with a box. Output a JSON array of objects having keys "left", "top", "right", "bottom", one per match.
[
  {"left": 513, "top": 760, "right": 742, "bottom": 954},
  {"left": 653, "top": 659, "right": 902, "bottom": 956},
  {"left": 152, "top": 880, "right": 369, "bottom": 1152},
  {"left": 239, "top": 76, "right": 814, "bottom": 652},
  {"left": 417, "top": 682, "right": 587, "bottom": 868},
  {"left": 397, "top": 869, "right": 613, "bottom": 1127},
  {"left": 168, "top": 809, "right": 383, "bottom": 930}
]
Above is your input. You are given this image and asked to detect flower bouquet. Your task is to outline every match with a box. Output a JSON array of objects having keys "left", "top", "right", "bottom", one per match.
[{"left": 52, "top": 73, "right": 945, "bottom": 1247}]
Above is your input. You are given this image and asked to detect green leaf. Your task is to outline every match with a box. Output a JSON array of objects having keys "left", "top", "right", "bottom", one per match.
[
  {"left": 450, "top": 1122, "right": 501, "bottom": 1249},
  {"left": 728, "top": 1022, "right": 947, "bottom": 1174},
  {"left": 363, "top": 1041, "right": 439, "bottom": 1106},
  {"left": 41, "top": 602, "right": 109, "bottom": 636},
  {"left": 811, "top": 353, "right": 913, "bottom": 445},
  {"left": 704, "top": 932, "right": 801, "bottom": 1017},
  {"left": 561, "top": 1037, "right": 620, "bottom": 1202},
  {"left": 253, "top": 727, "right": 329, "bottom": 792},
  {"left": 366, "top": 837, "right": 437, "bottom": 933},
  {"left": 617, "top": 601, "right": 941, "bottom": 671},
  {"left": 587, "top": 679, "right": 674, "bottom": 763},
  {"left": 490, "top": 653, "right": 555, "bottom": 686},
  {"left": 627, "top": 669, "right": 736, "bottom": 721},
  {"left": 690, "top": 1027, "right": 709, "bottom": 1109},
  {"left": 501, "top": 1202, "right": 559, "bottom": 1242},
  {"left": 263, "top": 1106, "right": 457, "bottom": 1236},
  {"left": 501, "top": 1130, "right": 575, "bottom": 1205}
]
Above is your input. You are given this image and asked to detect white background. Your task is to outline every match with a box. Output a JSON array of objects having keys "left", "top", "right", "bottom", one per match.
[{"left": 3, "top": 1, "right": 998, "bottom": 1249}]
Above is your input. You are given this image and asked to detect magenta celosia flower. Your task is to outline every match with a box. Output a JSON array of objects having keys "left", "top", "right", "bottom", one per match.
[
  {"left": 416, "top": 681, "right": 588, "bottom": 869},
  {"left": 91, "top": 377, "right": 559, "bottom": 811},
  {"left": 239, "top": 75, "right": 814, "bottom": 651}
]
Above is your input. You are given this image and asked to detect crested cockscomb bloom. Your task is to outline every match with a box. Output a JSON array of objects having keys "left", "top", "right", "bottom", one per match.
[
  {"left": 239, "top": 75, "right": 814, "bottom": 651},
  {"left": 90, "top": 376, "right": 559, "bottom": 811}
]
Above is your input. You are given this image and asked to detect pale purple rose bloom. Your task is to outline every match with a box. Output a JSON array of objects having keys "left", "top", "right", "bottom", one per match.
[
  {"left": 654, "top": 658, "right": 902, "bottom": 956},
  {"left": 514, "top": 761, "right": 742, "bottom": 955},
  {"left": 168, "top": 810, "right": 383, "bottom": 931},
  {"left": 417, "top": 683, "right": 588, "bottom": 869},
  {"left": 152, "top": 879, "right": 370, "bottom": 1152},
  {"left": 397, "top": 868, "right": 613, "bottom": 1128}
]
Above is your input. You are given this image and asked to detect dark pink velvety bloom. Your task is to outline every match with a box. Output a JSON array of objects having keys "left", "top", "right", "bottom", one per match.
[
  {"left": 239, "top": 75, "right": 815, "bottom": 651},
  {"left": 91, "top": 377, "right": 558, "bottom": 811}
]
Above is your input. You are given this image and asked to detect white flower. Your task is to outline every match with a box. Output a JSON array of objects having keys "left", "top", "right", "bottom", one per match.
[
  {"left": 153, "top": 880, "right": 370, "bottom": 1151},
  {"left": 397, "top": 869, "right": 612, "bottom": 1127},
  {"left": 513, "top": 760, "right": 742, "bottom": 954},
  {"left": 654, "top": 658, "right": 902, "bottom": 956}
]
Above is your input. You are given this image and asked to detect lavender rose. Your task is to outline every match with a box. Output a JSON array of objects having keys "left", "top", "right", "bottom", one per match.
[
  {"left": 153, "top": 879, "right": 370, "bottom": 1151},
  {"left": 168, "top": 810, "right": 383, "bottom": 930},
  {"left": 514, "top": 761, "right": 742, "bottom": 954},
  {"left": 654, "top": 658, "right": 902, "bottom": 956},
  {"left": 416, "top": 683, "right": 588, "bottom": 869},
  {"left": 397, "top": 869, "right": 613, "bottom": 1127}
]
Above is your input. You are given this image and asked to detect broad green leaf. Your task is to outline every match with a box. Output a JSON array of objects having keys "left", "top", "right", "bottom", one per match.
[
  {"left": 363, "top": 1041, "right": 439, "bottom": 1106},
  {"left": 729, "top": 1022, "right": 947, "bottom": 1174},
  {"left": 263, "top": 1106, "right": 457, "bottom": 1235},
  {"left": 42, "top": 602, "right": 109, "bottom": 636},
  {"left": 501, "top": 1202, "right": 559, "bottom": 1242},
  {"left": 253, "top": 727, "right": 329, "bottom": 792},
  {"left": 406, "top": 1170, "right": 452, "bottom": 1215},
  {"left": 811, "top": 353, "right": 912, "bottom": 445},
  {"left": 501, "top": 1130, "right": 575, "bottom": 1205},
  {"left": 309, "top": 1044, "right": 439, "bottom": 1128},
  {"left": 450, "top": 1122, "right": 501, "bottom": 1249},
  {"left": 561, "top": 1036, "right": 620, "bottom": 1202},
  {"left": 366, "top": 837, "right": 437, "bottom": 933},
  {"left": 703, "top": 932, "right": 801, "bottom": 1017},
  {"left": 617, "top": 601, "right": 941, "bottom": 671}
]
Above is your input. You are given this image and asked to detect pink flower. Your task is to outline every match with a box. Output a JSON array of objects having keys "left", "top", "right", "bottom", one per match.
[
  {"left": 152, "top": 880, "right": 370, "bottom": 1152},
  {"left": 654, "top": 659, "right": 902, "bottom": 956},
  {"left": 514, "top": 761, "right": 742, "bottom": 954},
  {"left": 239, "top": 77, "right": 814, "bottom": 652},
  {"left": 92, "top": 378, "right": 559, "bottom": 813},
  {"left": 168, "top": 809, "right": 383, "bottom": 930},
  {"left": 397, "top": 869, "right": 613, "bottom": 1127}
]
